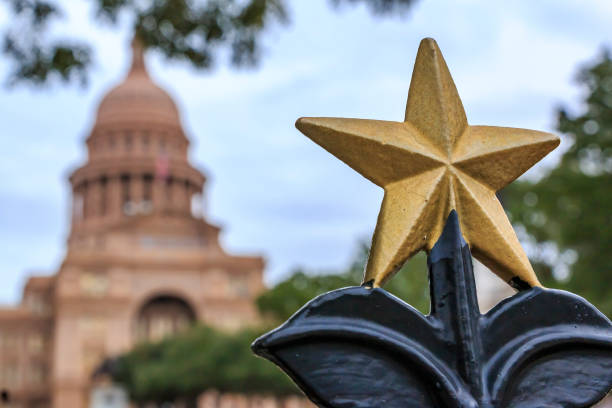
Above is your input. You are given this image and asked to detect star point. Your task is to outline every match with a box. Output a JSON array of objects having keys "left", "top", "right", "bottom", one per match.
[{"left": 296, "top": 38, "right": 559, "bottom": 290}]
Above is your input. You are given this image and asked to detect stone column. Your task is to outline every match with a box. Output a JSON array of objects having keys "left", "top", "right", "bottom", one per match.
[
  {"left": 171, "top": 178, "right": 184, "bottom": 213},
  {"left": 218, "top": 393, "right": 249, "bottom": 408},
  {"left": 164, "top": 178, "right": 173, "bottom": 213},
  {"left": 184, "top": 182, "right": 193, "bottom": 214},
  {"left": 89, "top": 179, "right": 101, "bottom": 220},
  {"left": 99, "top": 178, "right": 108, "bottom": 217},
  {"left": 108, "top": 177, "right": 123, "bottom": 220},
  {"left": 152, "top": 178, "right": 165, "bottom": 214},
  {"left": 131, "top": 174, "right": 144, "bottom": 214},
  {"left": 71, "top": 185, "right": 84, "bottom": 226},
  {"left": 198, "top": 390, "right": 219, "bottom": 408},
  {"left": 189, "top": 183, "right": 199, "bottom": 214},
  {"left": 83, "top": 182, "right": 92, "bottom": 220},
  {"left": 234, "top": 394, "right": 249, "bottom": 408},
  {"left": 250, "top": 396, "right": 278, "bottom": 408}
]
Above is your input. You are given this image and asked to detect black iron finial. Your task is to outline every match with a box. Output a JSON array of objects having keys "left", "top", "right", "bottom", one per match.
[{"left": 253, "top": 212, "right": 612, "bottom": 408}]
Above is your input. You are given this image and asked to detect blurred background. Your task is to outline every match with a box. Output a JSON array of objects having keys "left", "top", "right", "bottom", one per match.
[{"left": 0, "top": 0, "right": 610, "bottom": 407}]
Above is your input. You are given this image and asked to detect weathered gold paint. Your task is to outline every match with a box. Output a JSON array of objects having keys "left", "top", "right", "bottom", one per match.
[{"left": 295, "top": 38, "right": 559, "bottom": 288}]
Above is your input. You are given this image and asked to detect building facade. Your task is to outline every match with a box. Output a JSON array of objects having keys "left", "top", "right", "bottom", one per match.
[{"left": 0, "top": 41, "right": 265, "bottom": 408}]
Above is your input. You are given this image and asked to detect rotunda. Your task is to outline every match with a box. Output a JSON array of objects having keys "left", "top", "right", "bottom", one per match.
[{"left": 69, "top": 39, "right": 205, "bottom": 241}]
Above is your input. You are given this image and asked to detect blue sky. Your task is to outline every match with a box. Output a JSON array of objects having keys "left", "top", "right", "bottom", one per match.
[{"left": 0, "top": 0, "right": 610, "bottom": 303}]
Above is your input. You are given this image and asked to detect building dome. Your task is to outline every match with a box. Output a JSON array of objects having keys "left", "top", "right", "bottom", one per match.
[
  {"left": 69, "top": 38, "right": 206, "bottom": 232},
  {"left": 94, "top": 40, "right": 181, "bottom": 130}
]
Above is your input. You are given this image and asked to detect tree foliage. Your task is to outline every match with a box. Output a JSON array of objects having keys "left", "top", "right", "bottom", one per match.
[
  {"left": 257, "top": 241, "right": 430, "bottom": 322},
  {"left": 1, "top": 0, "right": 418, "bottom": 85},
  {"left": 504, "top": 51, "right": 612, "bottom": 317},
  {"left": 112, "top": 325, "right": 298, "bottom": 404}
]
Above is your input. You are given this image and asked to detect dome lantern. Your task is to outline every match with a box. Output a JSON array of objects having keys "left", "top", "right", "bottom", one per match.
[{"left": 88, "top": 36, "right": 187, "bottom": 162}]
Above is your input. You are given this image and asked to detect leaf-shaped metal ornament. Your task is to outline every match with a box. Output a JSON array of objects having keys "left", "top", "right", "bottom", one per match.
[
  {"left": 252, "top": 212, "right": 612, "bottom": 408},
  {"left": 483, "top": 289, "right": 612, "bottom": 407}
]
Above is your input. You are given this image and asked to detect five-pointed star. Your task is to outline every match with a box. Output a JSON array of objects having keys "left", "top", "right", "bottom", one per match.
[{"left": 296, "top": 38, "right": 559, "bottom": 289}]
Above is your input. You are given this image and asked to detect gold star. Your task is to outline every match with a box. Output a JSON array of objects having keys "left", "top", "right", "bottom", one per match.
[{"left": 296, "top": 38, "right": 559, "bottom": 289}]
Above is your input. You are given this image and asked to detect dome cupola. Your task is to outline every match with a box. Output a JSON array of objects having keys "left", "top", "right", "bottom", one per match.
[
  {"left": 85, "top": 37, "right": 190, "bottom": 163},
  {"left": 94, "top": 38, "right": 181, "bottom": 132},
  {"left": 68, "top": 38, "right": 206, "bottom": 238}
]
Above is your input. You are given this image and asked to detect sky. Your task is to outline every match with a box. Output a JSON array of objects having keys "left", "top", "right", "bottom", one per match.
[{"left": 0, "top": 0, "right": 610, "bottom": 304}]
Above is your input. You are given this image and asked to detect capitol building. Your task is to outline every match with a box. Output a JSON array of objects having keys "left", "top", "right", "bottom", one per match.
[{"left": 0, "top": 40, "right": 273, "bottom": 408}]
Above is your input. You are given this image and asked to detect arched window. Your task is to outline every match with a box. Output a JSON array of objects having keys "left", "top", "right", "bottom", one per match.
[{"left": 135, "top": 296, "right": 196, "bottom": 342}]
